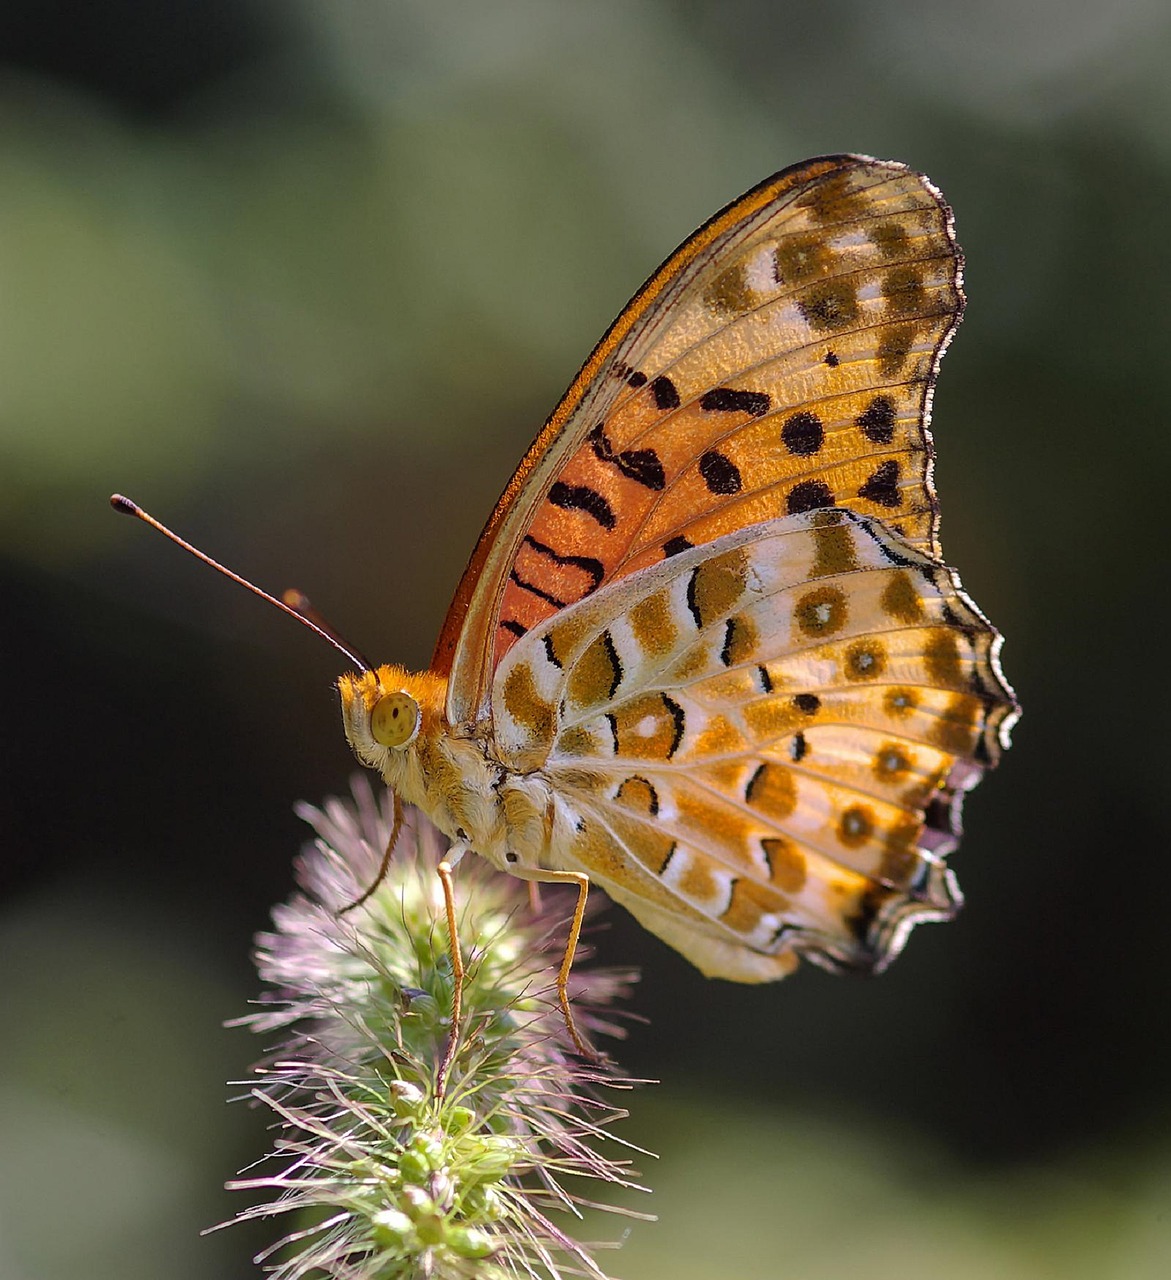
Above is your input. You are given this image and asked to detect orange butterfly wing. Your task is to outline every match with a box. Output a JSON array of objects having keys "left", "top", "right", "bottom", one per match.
[{"left": 435, "top": 155, "right": 963, "bottom": 726}]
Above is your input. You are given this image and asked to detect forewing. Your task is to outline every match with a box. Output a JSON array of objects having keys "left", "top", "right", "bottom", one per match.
[
  {"left": 493, "top": 512, "right": 1017, "bottom": 978},
  {"left": 437, "top": 155, "right": 963, "bottom": 725}
]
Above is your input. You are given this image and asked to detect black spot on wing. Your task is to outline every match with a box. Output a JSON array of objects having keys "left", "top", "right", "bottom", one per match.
[
  {"left": 857, "top": 395, "right": 896, "bottom": 444},
  {"left": 652, "top": 375, "right": 680, "bottom": 410},
  {"left": 858, "top": 460, "right": 902, "bottom": 509},
  {"left": 616, "top": 448, "right": 666, "bottom": 490},
  {"left": 627, "top": 370, "right": 648, "bottom": 388},
  {"left": 500, "top": 618, "right": 527, "bottom": 638},
  {"left": 700, "top": 387, "right": 771, "bottom": 416},
  {"left": 786, "top": 480, "right": 834, "bottom": 514},
  {"left": 781, "top": 411, "right": 824, "bottom": 457},
  {"left": 663, "top": 535, "right": 693, "bottom": 558},
  {"left": 589, "top": 424, "right": 665, "bottom": 490},
  {"left": 548, "top": 481, "right": 616, "bottom": 529},
  {"left": 699, "top": 449, "right": 742, "bottom": 495},
  {"left": 793, "top": 693, "right": 820, "bottom": 714}
]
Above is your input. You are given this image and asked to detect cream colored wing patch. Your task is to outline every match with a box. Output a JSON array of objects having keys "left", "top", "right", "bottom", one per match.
[{"left": 492, "top": 510, "right": 1016, "bottom": 979}]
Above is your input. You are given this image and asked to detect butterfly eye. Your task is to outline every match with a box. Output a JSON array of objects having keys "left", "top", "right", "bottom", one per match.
[{"left": 370, "top": 691, "right": 420, "bottom": 749}]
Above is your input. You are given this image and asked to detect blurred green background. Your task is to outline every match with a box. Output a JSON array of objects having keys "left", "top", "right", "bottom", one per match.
[{"left": 3, "top": 2, "right": 1170, "bottom": 1276}]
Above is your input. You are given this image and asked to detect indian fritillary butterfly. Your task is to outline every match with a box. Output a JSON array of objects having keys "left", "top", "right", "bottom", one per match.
[
  {"left": 115, "top": 154, "right": 1018, "bottom": 1058},
  {"left": 338, "top": 154, "right": 1018, "bottom": 1024}
]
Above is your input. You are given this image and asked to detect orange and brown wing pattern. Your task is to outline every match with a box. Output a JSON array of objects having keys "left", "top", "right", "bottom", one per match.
[
  {"left": 438, "top": 155, "right": 963, "bottom": 725},
  {"left": 492, "top": 510, "right": 1017, "bottom": 978}
]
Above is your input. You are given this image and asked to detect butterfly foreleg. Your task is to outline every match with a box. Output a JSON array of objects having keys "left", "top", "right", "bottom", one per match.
[{"left": 339, "top": 789, "right": 403, "bottom": 915}]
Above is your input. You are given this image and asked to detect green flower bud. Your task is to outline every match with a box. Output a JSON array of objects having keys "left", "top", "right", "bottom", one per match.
[
  {"left": 388, "top": 1080, "right": 424, "bottom": 1116},
  {"left": 370, "top": 1208, "right": 413, "bottom": 1249},
  {"left": 398, "top": 1148, "right": 432, "bottom": 1185},
  {"left": 449, "top": 1225, "right": 494, "bottom": 1259}
]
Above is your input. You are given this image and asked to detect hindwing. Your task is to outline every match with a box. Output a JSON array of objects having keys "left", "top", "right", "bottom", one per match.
[{"left": 492, "top": 510, "right": 1015, "bottom": 978}]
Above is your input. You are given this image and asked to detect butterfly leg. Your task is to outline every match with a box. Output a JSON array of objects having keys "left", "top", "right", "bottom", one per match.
[
  {"left": 339, "top": 789, "right": 403, "bottom": 914},
  {"left": 436, "top": 844, "right": 468, "bottom": 1096},
  {"left": 530, "top": 867, "right": 597, "bottom": 1060}
]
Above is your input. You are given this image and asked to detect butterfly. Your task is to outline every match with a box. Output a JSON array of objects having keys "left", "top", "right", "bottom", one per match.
[
  {"left": 116, "top": 153, "right": 1016, "bottom": 1058},
  {"left": 330, "top": 153, "right": 1018, "bottom": 1053}
]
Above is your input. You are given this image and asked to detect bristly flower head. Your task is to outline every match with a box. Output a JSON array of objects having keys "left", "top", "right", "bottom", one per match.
[{"left": 215, "top": 776, "right": 651, "bottom": 1280}]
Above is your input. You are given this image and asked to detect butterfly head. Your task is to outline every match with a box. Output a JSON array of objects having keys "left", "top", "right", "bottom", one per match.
[{"left": 338, "top": 665, "right": 448, "bottom": 792}]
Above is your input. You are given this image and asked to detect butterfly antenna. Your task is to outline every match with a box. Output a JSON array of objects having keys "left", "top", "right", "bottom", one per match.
[
  {"left": 281, "top": 588, "right": 373, "bottom": 672},
  {"left": 109, "top": 494, "right": 371, "bottom": 672}
]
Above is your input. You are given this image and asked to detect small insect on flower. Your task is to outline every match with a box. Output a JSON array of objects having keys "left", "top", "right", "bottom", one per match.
[{"left": 211, "top": 778, "right": 651, "bottom": 1280}]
